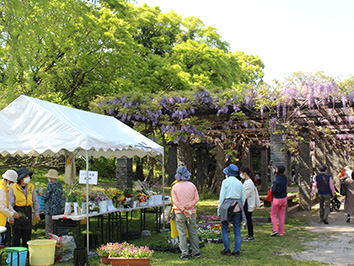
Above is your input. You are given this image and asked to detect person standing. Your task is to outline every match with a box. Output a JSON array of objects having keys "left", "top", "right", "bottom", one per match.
[
  {"left": 9, "top": 167, "right": 41, "bottom": 247},
  {"left": 270, "top": 165, "right": 288, "bottom": 236},
  {"left": 239, "top": 166, "right": 260, "bottom": 241},
  {"left": 218, "top": 164, "right": 246, "bottom": 257},
  {"left": 311, "top": 164, "right": 335, "bottom": 224},
  {"left": 340, "top": 166, "right": 354, "bottom": 223},
  {"left": 171, "top": 165, "right": 200, "bottom": 260},
  {"left": 0, "top": 170, "right": 21, "bottom": 247},
  {"left": 41, "top": 169, "right": 63, "bottom": 237}
]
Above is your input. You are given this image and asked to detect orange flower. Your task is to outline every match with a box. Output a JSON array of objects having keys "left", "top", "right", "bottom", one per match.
[{"left": 213, "top": 224, "right": 221, "bottom": 230}]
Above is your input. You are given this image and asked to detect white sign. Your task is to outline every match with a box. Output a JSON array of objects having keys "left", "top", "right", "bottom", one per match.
[{"left": 79, "top": 170, "right": 98, "bottom": 185}]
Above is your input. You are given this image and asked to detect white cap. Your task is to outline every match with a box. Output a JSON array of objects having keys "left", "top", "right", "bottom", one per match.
[{"left": 2, "top": 170, "right": 18, "bottom": 183}]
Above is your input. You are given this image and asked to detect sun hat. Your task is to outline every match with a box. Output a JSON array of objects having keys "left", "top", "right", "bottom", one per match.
[
  {"left": 2, "top": 170, "right": 18, "bottom": 183},
  {"left": 44, "top": 169, "right": 59, "bottom": 179},
  {"left": 223, "top": 164, "right": 239, "bottom": 177},
  {"left": 175, "top": 166, "right": 191, "bottom": 181},
  {"left": 16, "top": 167, "right": 33, "bottom": 182}
]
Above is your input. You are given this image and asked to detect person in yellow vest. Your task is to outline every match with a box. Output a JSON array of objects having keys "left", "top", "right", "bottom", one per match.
[
  {"left": 9, "top": 167, "right": 40, "bottom": 247},
  {"left": 0, "top": 170, "right": 20, "bottom": 247}
]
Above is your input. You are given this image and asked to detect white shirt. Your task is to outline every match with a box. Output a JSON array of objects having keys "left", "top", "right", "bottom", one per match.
[{"left": 243, "top": 179, "right": 260, "bottom": 212}]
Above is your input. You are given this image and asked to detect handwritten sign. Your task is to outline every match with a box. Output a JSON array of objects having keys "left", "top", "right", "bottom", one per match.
[{"left": 79, "top": 170, "right": 98, "bottom": 185}]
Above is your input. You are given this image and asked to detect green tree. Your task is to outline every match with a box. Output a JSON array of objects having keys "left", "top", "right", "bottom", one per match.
[
  {"left": 0, "top": 0, "right": 265, "bottom": 109},
  {"left": 0, "top": 0, "right": 138, "bottom": 108}
]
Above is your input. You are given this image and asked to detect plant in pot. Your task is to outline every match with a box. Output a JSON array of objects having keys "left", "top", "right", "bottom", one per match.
[
  {"left": 62, "top": 186, "right": 78, "bottom": 215},
  {"left": 95, "top": 190, "right": 109, "bottom": 212},
  {"left": 109, "top": 242, "right": 154, "bottom": 266},
  {"left": 97, "top": 243, "right": 115, "bottom": 264}
]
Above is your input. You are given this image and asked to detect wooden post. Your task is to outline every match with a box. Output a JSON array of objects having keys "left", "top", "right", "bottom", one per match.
[
  {"left": 167, "top": 144, "right": 177, "bottom": 186},
  {"left": 298, "top": 130, "right": 311, "bottom": 211},
  {"left": 260, "top": 147, "right": 269, "bottom": 192},
  {"left": 270, "top": 125, "right": 287, "bottom": 183}
]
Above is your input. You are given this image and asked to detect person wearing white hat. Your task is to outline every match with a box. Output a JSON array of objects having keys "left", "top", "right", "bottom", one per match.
[
  {"left": 41, "top": 169, "right": 63, "bottom": 237},
  {"left": 0, "top": 170, "right": 21, "bottom": 247},
  {"left": 9, "top": 167, "right": 41, "bottom": 248}
]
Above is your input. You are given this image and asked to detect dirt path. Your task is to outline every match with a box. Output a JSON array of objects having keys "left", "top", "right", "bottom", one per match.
[{"left": 291, "top": 199, "right": 354, "bottom": 266}]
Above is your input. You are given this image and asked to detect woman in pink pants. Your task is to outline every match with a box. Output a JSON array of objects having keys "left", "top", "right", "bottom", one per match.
[{"left": 270, "top": 165, "right": 288, "bottom": 236}]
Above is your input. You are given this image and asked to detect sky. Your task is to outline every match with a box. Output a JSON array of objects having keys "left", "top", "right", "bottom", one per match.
[{"left": 135, "top": 0, "right": 354, "bottom": 85}]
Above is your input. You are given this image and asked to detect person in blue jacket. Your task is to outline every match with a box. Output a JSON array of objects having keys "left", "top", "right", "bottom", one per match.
[{"left": 270, "top": 165, "right": 287, "bottom": 236}]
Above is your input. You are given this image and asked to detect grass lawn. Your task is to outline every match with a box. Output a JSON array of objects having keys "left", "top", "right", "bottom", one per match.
[
  {"left": 49, "top": 198, "right": 322, "bottom": 266},
  {"left": 0, "top": 168, "right": 323, "bottom": 265}
]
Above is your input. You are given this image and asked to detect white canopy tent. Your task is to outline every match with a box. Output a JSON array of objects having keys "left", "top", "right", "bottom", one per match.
[{"left": 0, "top": 95, "right": 165, "bottom": 252}]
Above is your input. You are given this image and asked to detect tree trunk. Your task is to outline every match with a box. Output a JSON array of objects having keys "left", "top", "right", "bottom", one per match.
[
  {"left": 167, "top": 144, "right": 178, "bottom": 185},
  {"left": 177, "top": 138, "right": 192, "bottom": 170},
  {"left": 135, "top": 157, "right": 144, "bottom": 180}
]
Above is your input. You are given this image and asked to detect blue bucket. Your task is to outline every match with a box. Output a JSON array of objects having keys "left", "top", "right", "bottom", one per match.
[
  {"left": 5, "top": 247, "right": 27, "bottom": 266},
  {"left": 37, "top": 196, "right": 45, "bottom": 211}
]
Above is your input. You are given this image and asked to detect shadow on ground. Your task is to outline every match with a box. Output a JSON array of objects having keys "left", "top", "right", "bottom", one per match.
[{"left": 291, "top": 198, "right": 354, "bottom": 266}]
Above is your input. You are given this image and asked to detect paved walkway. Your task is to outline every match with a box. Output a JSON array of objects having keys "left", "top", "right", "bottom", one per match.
[{"left": 291, "top": 199, "right": 354, "bottom": 266}]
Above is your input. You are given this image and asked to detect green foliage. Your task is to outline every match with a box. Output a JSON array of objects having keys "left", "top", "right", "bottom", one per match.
[
  {"left": 88, "top": 157, "right": 116, "bottom": 178},
  {"left": 0, "top": 0, "right": 264, "bottom": 110}
]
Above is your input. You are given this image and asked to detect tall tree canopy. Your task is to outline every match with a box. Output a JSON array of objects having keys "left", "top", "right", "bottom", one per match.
[{"left": 0, "top": 0, "right": 265, "bottom": 109}]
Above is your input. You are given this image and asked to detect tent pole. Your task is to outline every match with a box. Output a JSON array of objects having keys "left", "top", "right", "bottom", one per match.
[{"left": 86, "top": 150, "right": 90, "bottom": 255}]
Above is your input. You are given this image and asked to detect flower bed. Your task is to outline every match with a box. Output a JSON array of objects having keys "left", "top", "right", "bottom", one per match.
[{"left": 198, "top": 215, "right": 222, "bottom": 243}]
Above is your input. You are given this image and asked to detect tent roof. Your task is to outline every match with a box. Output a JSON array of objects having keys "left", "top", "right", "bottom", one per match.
[{"left": 0, "top": 95, "right": 164, "bottom": 158}]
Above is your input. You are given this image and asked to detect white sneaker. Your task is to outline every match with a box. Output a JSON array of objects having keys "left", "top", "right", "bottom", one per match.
[{"left": 270, "top": 231, "right": 278, "bottom": 236}]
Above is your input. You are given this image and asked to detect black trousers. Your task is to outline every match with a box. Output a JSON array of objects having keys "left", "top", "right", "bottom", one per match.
[
  {"left": 244, "top": 200, "right": 254, "bottom": 237},
  {"left": 12, "top": 227, "right": 31, "bottom": 247}
]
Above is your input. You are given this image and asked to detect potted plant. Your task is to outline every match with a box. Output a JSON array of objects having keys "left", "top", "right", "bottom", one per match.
[
  {"left": 198, "top": 215, "right": 222, "bottom": 243},
  {"left": 137, "top": 192, "right": 149, "bottom": 207},
  {"left": 62, "top": 187, "right": 77, "bottom": 215},
  {"left": 97, "top": 243, "right": 115, "bottom": 264},
  {"left": 95, "top": 190, "right": 109, "bottom": 212},
  {"left": 108, "top": 242, "right": 154, "bottom": 266}
]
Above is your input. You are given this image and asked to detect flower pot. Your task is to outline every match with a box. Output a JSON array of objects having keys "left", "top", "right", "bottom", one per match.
[
  {"left": 100, "top": 255, "right": 110, "bottom": 264},
  {"left": 132, "top": 200, "right": 139, "bottom": 208},
  {"left": 207, "top": 238, "right": 213, "bottom": 243},
  {"left": 139, "top": 201, "right": 148, "bottom": 207},
  {"left": 108, "top": 257, "right": 150, "bottom": 266},
  {"left": 147, "top": 197, "right": 154, "bottom": 206},
  {"left": 107, "top": 199, "right": 117, "bottom": 211},
  {"left": 99, "top": 200, "right": 108, "bottom": 213},
  {"left": 64, "top": 202, "right": 72, "bottom": 215},
  {"left": 73, "top": 202, "right": 79, "bottom": 215},
  {"left": 152, "top": 195, "right": 163, "bottom": 205}
]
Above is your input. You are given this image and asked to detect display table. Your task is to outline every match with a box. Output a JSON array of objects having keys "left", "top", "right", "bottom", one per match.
[{"left": 52, "top": 200, "right": 171, "bottom": 246}]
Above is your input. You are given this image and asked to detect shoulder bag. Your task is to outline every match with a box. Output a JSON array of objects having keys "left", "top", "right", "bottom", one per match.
[
  {"left": 340, "top": 178, "right": 347, "bottom": 196},
  {"left": 265, "top": 189, "right": 273, "bottom": 202}
]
